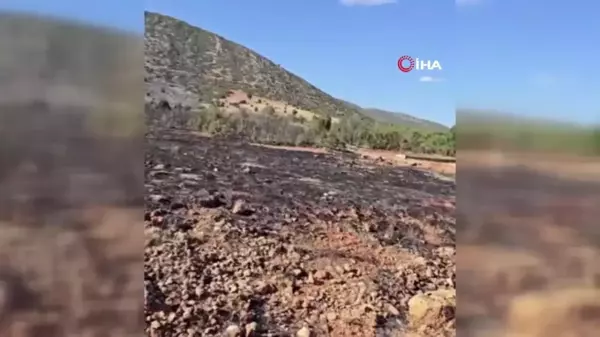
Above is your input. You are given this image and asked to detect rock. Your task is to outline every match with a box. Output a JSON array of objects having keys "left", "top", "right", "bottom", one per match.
[
  {"left": 170, "top": 202, "right": 186, "bottom": 211},
  {"left": 292, "top": 268, "right": 306, "bottom": 278},
  {"left": 313, "top": 270, "right": 330, "bottom": 281},
  {"left": 225, "top": 324, "right": 241, "bottom": 337},
  {"left": 326, "top": 312, "right": 337, "bottom": 321},
  {"left": 255, "top": 281, "right": 276, "bottom": 295},
  {"left": 385, "top": 303, "right": 401, "bottom": 316},
  {"left": 232, "top": 199, "right": 254, "bottom": 215},
  {"left": 296, "top": 326, "right": 311, "bottom": 337},
  {"left": 245, "top": 322, "right": 258, "bottom": 336},
  {"left": 408, "top": 288, "right": 456, "bottom": 328},
  {"left": 151, "top": 170, "right": 170, "bottom": 179},
  {"left": 149, "top": 194, "right": 169, "bottom": 203},
  {"left": 199, "top": 194, "right": 226, "bottom": 208},
  {"left": 150, "top": 320, "right": 161, "bottom": 330},
  {"left": 180, "top": 173, "right": 202, "bottom": 180}
]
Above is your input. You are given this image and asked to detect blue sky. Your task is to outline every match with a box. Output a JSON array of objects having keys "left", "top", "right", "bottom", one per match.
[
  {"left": 1, "top": 0, "right": 599, "bottom": 127},
  {"left": 456, "top": 0, "right": 600, "bottom": 126}
]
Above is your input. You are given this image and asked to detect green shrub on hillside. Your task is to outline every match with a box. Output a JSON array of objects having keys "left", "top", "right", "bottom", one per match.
[{"left": 179, "top": 104, "right": 455, "bottom": 155}]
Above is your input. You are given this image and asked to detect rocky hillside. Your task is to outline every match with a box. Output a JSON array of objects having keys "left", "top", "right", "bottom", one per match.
[
  {"left": 1, "top": 12, "right": 140, "bottom": 109},
  {"left": 362, "top": 108, "right": 448, "bottom": 131},
  {"left": 342, "top": 100, "right": 449, "bottom": 131},
  {"left": 144, "top": 11, "right": 444, "bottom": 129},
  {"left": 144, "top": 11, "right": 362, "bottom": 118}
]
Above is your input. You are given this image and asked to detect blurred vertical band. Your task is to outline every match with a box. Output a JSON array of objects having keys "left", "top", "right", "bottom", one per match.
[
  {"left": 456, "top": 2, "right": 600, "bottom": 336},
  {"left": 0, "top": 5, "right": 144, "bottom": 337},
  {"left": 457, "top": 108, "right": 600, "bottom": 336}
]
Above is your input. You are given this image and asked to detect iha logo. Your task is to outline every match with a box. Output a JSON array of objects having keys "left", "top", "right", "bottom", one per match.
[{"left": 397, "top": 55, "right": 442, "bottom": 73}]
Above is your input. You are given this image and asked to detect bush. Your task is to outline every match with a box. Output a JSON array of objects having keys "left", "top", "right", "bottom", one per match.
[
  {"left": 261, "top": 106, "right": 276, "bottom": 115},
  {"left": 188, "top": 104, "right": 455, "bottom": 155}
]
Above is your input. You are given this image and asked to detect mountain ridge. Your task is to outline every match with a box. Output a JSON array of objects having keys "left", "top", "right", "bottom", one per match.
[
  {"left": 144, "top": 11, "right": 363, "bottom": 119},
  {"left": 144, "top": 11, "right": 447, "bottom": 131}
]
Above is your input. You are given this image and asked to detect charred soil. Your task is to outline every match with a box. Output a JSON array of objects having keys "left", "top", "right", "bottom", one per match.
[{"left": 144, "top": 127, "right": 456, "bottom": 337}]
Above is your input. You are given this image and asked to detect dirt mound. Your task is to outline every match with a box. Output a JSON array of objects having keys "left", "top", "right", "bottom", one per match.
[{"left": 144, "top": 128, "right": 456, "bottom": 336}]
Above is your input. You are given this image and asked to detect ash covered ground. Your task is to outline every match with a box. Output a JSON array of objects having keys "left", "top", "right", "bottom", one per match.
[{"left": 144, "top": 125, "right": 456, "bottom": 337}]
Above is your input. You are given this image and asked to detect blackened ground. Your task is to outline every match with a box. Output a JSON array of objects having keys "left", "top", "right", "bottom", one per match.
[
  {"left": 458, "top": 165, "right": 600, "bottom": 337},
  {"left": 0, "top": 103, "right": 143, "bottom": 337},
  {"left": 144, "top": 128, "right": 456, "bottom": 337}
]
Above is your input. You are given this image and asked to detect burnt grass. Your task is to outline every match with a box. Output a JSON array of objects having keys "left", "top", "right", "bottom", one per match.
[
  {"left": 457, "top": 165, "right": 600, "bottom": 336},
  {"left": 144, "top": 127, "right": 456, "bottom": 337}
]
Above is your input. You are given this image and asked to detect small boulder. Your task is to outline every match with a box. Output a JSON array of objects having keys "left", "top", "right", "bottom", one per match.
[
  {"left": 296, "top": 326, "right": 311, "bottom": 337},
  {"left": 408, "top": 288, "right": 456, "bottom": 329}
]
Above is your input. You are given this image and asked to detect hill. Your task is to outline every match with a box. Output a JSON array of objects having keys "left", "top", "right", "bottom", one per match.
[
  {"left": 362, "top": 108, "right": 448, "bottom": 131},
  {"left": 144, "top": 11, "right": 445, "bottom": 129},
  {"left": 145, "top": 11, "right": 364, "bottom": 118},
  {"left": 144, "top": 11, "right": 455, "bottom": 156},
  {"left": 339, "top": 100, "right": 448, "bottom": 131},
  {"left": 0, "top": 12, "right": 140, "bottom": 109}
]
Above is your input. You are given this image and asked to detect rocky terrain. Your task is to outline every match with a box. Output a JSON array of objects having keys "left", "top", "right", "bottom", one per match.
[
  {"left": 144, "top": 123, "right": 456, "bottom": 337},
  {"left": 0, "top": 13, "right": 143, "bottom": 337},
  {"left": 458, "top": 160, "right": 600, "bottom": 337},
  {"left": 144, "top": 11, "right": 447, "bottom": 131},
  {"left": 143, "top": 10, "right": 456, "bottom": 336}
]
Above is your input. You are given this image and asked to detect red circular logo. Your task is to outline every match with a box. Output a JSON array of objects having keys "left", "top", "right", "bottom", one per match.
[{"left": 397, "top": 55, "right": 415, "bottom": 73}]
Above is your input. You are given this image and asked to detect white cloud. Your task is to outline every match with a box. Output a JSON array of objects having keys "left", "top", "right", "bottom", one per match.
[
  {"left": 340, "top": 0, "right": 396, "bottom": 6},
  {"left": 455, "top": 0, "right": 484, "bottom": 6},
  {"left": 419, "top": 76, "right": 445, "bottom": 83}
]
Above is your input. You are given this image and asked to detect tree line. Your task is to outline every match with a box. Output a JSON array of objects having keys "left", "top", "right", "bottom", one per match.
[{"left": 149, "top": 102, "right": 456, "bottom": 156}]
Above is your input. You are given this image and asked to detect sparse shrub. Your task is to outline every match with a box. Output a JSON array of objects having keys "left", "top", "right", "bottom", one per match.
[
  {"left": 291, "top": 115, "right": 306, "bottom": 124},
  {"left": 196, "top": 104, "right": 222, "bottom": 130},
  {"left": 182, "top": 101, "right": 454, "bottom": 155},
  {"left": 214, "top": 87, "right": 229, "bottom": 99},
  {"left": 323, "top": 134, "right": 346, "bottom": 150},
  {"left": 262, "top": 106, "right": 276, "bottom": 115},
  {"left": 312, "top": 116, "right": 332, "bottom": 133}
]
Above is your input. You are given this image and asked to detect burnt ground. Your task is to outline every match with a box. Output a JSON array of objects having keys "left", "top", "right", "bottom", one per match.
[
  {"left": 458, "top": 164, "right": 600, "bottom": 337},
  {"left": 0, "top": 104, "right": 144, "bottom": 336},
  {"left": 144, "top": 128, "right": 456, "bottom": 337}
]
